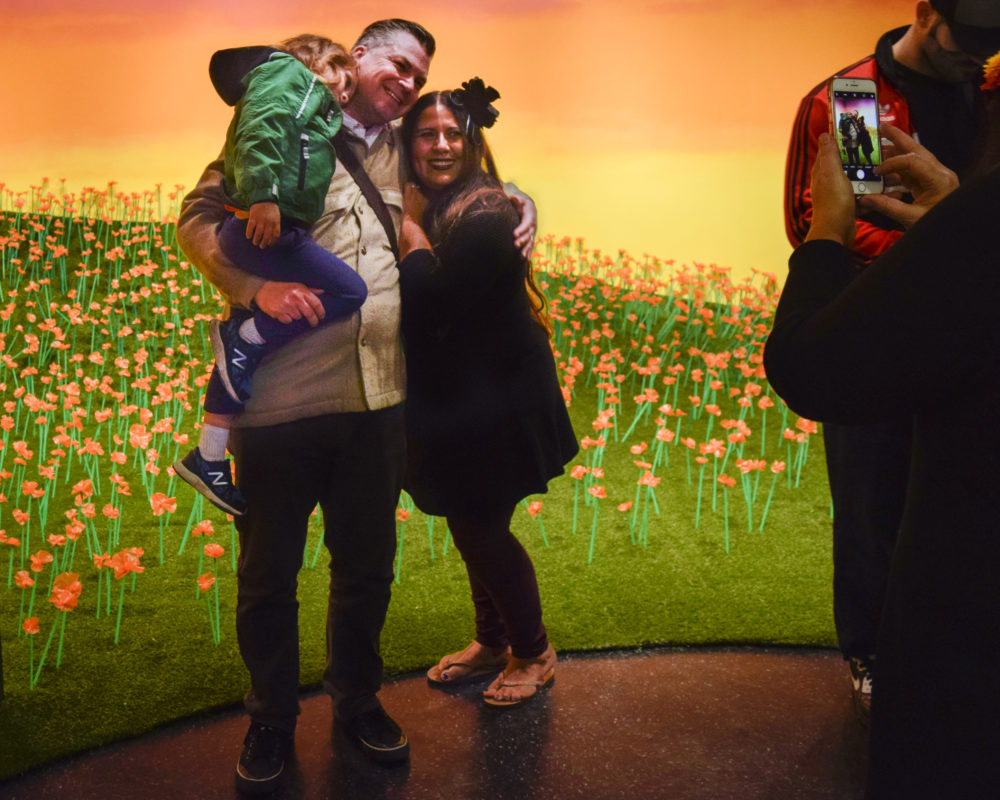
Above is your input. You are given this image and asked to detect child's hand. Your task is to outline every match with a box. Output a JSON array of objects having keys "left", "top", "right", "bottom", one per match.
[{"left": 247, "top": 202, "right": 281, "bottom": 248}]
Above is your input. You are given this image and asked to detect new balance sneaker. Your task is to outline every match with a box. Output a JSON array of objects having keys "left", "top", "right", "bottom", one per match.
[
  {"left": 235, "top": 721, "right": 292, "bottom": 795},
  {"left": 211, "top": 317, "right": 266, "bottom": 404},
  {"left": 848, "top": 655, "right": 874, "bottom": 725},
  {"left": 173, "top": 447, "right": 248, "bottom": 517},
  {"left": 335, "top": 695, "right": 410, "bottom": 764}
]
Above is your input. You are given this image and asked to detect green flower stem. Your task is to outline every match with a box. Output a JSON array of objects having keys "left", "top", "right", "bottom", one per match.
[
  {"left": 571, "top": 481, "right": 580, "bottom": 536},
  {"left": 213, "top": 560, "right": 220, "bottom": 644},
  {"left": 694, "top": 463, "right": 706, "bottom": 529},
  {"left": 742, "top": 475, "right": 753, "bottom": 532},
  {"left": 758, "top": 473, "right": 780, "bottom": 532},
  {"left": 176, "top": 494, "right": 204, "bottom": 556},
  {"left": 95, "top": 568, "right": 103, "bottom": 619},
  {"left": 309, "top": 526, "right": 324, "bottom": 569},
  {"left": 535, "top": 515, "right": 549, "bottom": 547},
  {"left": 587, "top": 499, "right": 600, "bottom": 565},
  {"left": 394, "top": 520, "right": 405, "bottom": 585},
  {"left": 113, "top": 579, "right": 126, "bottom": 644},
  {"left": 640, "top": 489, "right": 651, "bottom": 547},
  {"left": 55, "top": 611, "right": 69, "bottom": 668},
  {"left": 722, "top": 487, "right": 730, "bottom": 554},
  {"left": 32, "top": 618, "right": 59, "bottom": 688}
]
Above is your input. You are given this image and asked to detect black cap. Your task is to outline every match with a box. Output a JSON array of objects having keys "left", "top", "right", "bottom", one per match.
[{"left": 930, "top": 0, "right": 1000, "bottom": 57}]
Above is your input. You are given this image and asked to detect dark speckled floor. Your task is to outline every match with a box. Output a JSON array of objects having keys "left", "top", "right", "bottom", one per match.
[{"left": 3, "top": 646, "right": 867, "bottom": 800}]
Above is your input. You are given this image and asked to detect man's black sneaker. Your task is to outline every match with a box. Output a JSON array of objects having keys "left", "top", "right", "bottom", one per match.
[
  {"left": 235, "top": 721, "right": 292, "bottom": 794},
  {"left": 211, "top": 317, "right": 266, "bottom": 404},
  {"left": 335, "top": 697, "right": 410, "bottom": 763},
  {"left": 173, "top": 446, "right": 248, "bottom": 517},
  {"left": 848, "top": 655, "right": 874, "bottom": 725}
]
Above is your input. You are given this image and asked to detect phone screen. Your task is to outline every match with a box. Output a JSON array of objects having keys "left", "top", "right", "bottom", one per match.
[{"left": 831, "top": 89, "right": 881, "bottom": 183}]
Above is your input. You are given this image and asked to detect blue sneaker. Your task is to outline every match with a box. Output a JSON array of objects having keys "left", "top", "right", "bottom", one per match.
[
  {"left": 173, "top": 447, "right": 248, "bottom": 517},
  {"left": 211, "top": 317, "right": 266, "bottom": 404}
]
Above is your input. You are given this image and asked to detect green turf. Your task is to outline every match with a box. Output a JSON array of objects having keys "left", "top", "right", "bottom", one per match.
[
  {"left": 0, "top": 385, "right": 835, "bottom": 780},
  {"left": 0, "top": 200, "right": 835, "bottom": 779}
]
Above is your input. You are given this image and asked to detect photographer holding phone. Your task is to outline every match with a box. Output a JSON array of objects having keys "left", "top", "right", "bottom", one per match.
[
  {"left": 765, "top": 88, "right": 1000, "bottom": 793},
  {"left": 782, "top": 0, "right": 1000, "bottom": 722}
]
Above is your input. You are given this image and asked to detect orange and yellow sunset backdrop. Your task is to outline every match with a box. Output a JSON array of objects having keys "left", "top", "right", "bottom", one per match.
[{"left": 1, "top": 0, "right": 915, "bottom": 279}]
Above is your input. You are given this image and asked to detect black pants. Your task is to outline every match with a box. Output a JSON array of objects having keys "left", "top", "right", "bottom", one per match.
[
  {"left": 230, "top": 405, "right": 405, "bottom": 733},
  {"left": 446, "top": 505, "right": 549, "bottom": 660},
  {"left": 823, "top": 418, "right": 911, "bottom": 659}
]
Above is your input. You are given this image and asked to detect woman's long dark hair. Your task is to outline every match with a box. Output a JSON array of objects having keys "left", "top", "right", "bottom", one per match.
[{"left": 401, "top": 91, "right": 549, "bottom": 332}]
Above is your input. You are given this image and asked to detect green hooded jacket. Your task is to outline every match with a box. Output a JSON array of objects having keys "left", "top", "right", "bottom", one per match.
[{"left": 223, "top": 51, "right": 342, "bottom": 225}]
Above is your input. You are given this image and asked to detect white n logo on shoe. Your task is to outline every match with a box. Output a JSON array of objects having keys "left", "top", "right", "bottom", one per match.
[
  {"left": 208, "top": 470, "right": 227, "bottom": 487},
  {"left": 232, "top": 348, "right": 248, "bottom": 371}
]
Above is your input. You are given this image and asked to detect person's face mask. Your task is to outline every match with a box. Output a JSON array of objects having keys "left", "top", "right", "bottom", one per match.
[{"left": 922, "top": 22, "right": 984, "bottom": 82}]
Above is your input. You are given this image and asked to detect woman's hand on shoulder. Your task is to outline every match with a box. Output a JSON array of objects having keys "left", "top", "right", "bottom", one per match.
[
  {"left": 400, "top": 182, "right": 433, "bottom": 260},
  {"left": 805, "top": 132, "right": 857, "bottom": 247},
  {"left": 858, "top": 124, "right": 958, "bottom": 228},
  {"left": 402, "top": 182, "right": 427, "bottom": 223}
]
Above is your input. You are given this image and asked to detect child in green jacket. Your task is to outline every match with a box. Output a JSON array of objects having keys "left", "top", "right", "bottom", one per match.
[{"left": 175, "top": 34, "right": 368, "bottom": 516}]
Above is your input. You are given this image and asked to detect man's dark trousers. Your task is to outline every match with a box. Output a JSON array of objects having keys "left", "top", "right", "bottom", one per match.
[
  {"left": 230, "top": 404, "right": 405, "bottom": 732},
  {"left": 823, "top": 418, "right": 911, "bottom": 660}
]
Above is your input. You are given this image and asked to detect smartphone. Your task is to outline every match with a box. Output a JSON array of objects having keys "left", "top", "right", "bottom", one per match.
[{"left": 828, "top": 77, "right": 883, "bottom": 195}]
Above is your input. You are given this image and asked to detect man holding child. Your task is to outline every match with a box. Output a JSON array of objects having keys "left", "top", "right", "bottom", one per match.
[{"left": 178, "top": 17, "right": 535, "bottom": 794}]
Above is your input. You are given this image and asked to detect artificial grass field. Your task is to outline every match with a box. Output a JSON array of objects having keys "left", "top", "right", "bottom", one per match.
[
  {"left": 0, "top": 194, "right": 834, "bottom": 779},
  {"left": 0, "top": 403, "right": 835, "bottom": 780}
]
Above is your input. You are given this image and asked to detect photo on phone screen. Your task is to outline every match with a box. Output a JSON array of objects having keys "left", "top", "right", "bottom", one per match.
[{"left": 831, "top": 88, "right": 881, "bottom": 184}]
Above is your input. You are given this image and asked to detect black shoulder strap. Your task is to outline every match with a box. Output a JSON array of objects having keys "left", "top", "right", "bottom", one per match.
[{"left": 332, "top": 130, "right": 400, "bottom": 262}]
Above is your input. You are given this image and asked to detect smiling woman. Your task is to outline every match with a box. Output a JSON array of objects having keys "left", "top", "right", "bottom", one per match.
[
  {"left": 397, "top": 82, "right": 578, "bottom": 707},
  {"left": 410, "top": 105, "right": 466, "bottom": 189}
]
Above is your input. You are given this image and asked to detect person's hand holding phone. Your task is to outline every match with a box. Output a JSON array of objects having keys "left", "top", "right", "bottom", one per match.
[
  {"left": 805, "top": 132, "right": 857, "bottom": 248},
  {"left": 859, "top": 124, "right": 959, "bottom": 228}
]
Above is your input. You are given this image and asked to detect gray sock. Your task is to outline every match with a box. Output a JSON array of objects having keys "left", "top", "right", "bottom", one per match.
[
  {"left": 238, "top": 318, "right": 266, "bottom": 345},
  {"left": 198, "top": 423, "right": 230, "bottom": 462}
]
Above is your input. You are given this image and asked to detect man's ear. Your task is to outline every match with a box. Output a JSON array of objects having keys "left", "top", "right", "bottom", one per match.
[
  {"left": 351, "top": 45, "right": 366, "bottom": 61},
  {"left": 914, "top": 0, "right": 940, "bottom": 32}
]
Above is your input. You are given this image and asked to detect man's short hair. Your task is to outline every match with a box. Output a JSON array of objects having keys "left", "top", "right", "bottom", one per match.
[{"left": 354, "top": 19, "right": 436, "bottom": 57}]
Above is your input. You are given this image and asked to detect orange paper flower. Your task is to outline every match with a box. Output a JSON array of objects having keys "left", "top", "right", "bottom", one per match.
[
  {"left": 203, "top": 543, "right": 225, "bottom": 559},
  {"left": 49, "top": 572, "right": 83, "bottom": 612},
  {"left": 149, "top": 492, "right": 177, "bottom": 516},
  {"left": 29, "top": 550, "right": 54, "bottom": 573},
  {"left": 108, "top": 547, "right": 144, "bottom": 579}
]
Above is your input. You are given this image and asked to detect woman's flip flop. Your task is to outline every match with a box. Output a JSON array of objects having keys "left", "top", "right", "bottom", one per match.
[{"left": 482, "top": 668, "right": 555, "bottom": 708}]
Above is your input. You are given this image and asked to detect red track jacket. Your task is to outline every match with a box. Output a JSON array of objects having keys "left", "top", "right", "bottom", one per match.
[{"left": 784, "top": 29, "right": 915, "bottom": 261}]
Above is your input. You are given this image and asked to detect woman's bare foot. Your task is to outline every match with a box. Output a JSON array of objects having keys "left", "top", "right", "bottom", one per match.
[
  {"left": 426, "top": 641, "right": 509, "bottom": 684},
  {"left": 483, "top": 644, "right": 557, "bottom": 706}
]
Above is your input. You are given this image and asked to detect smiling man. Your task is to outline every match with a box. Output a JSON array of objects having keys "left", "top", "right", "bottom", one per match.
[{"left": 177, "top": 19, "right": 435, "bottom": 794}]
